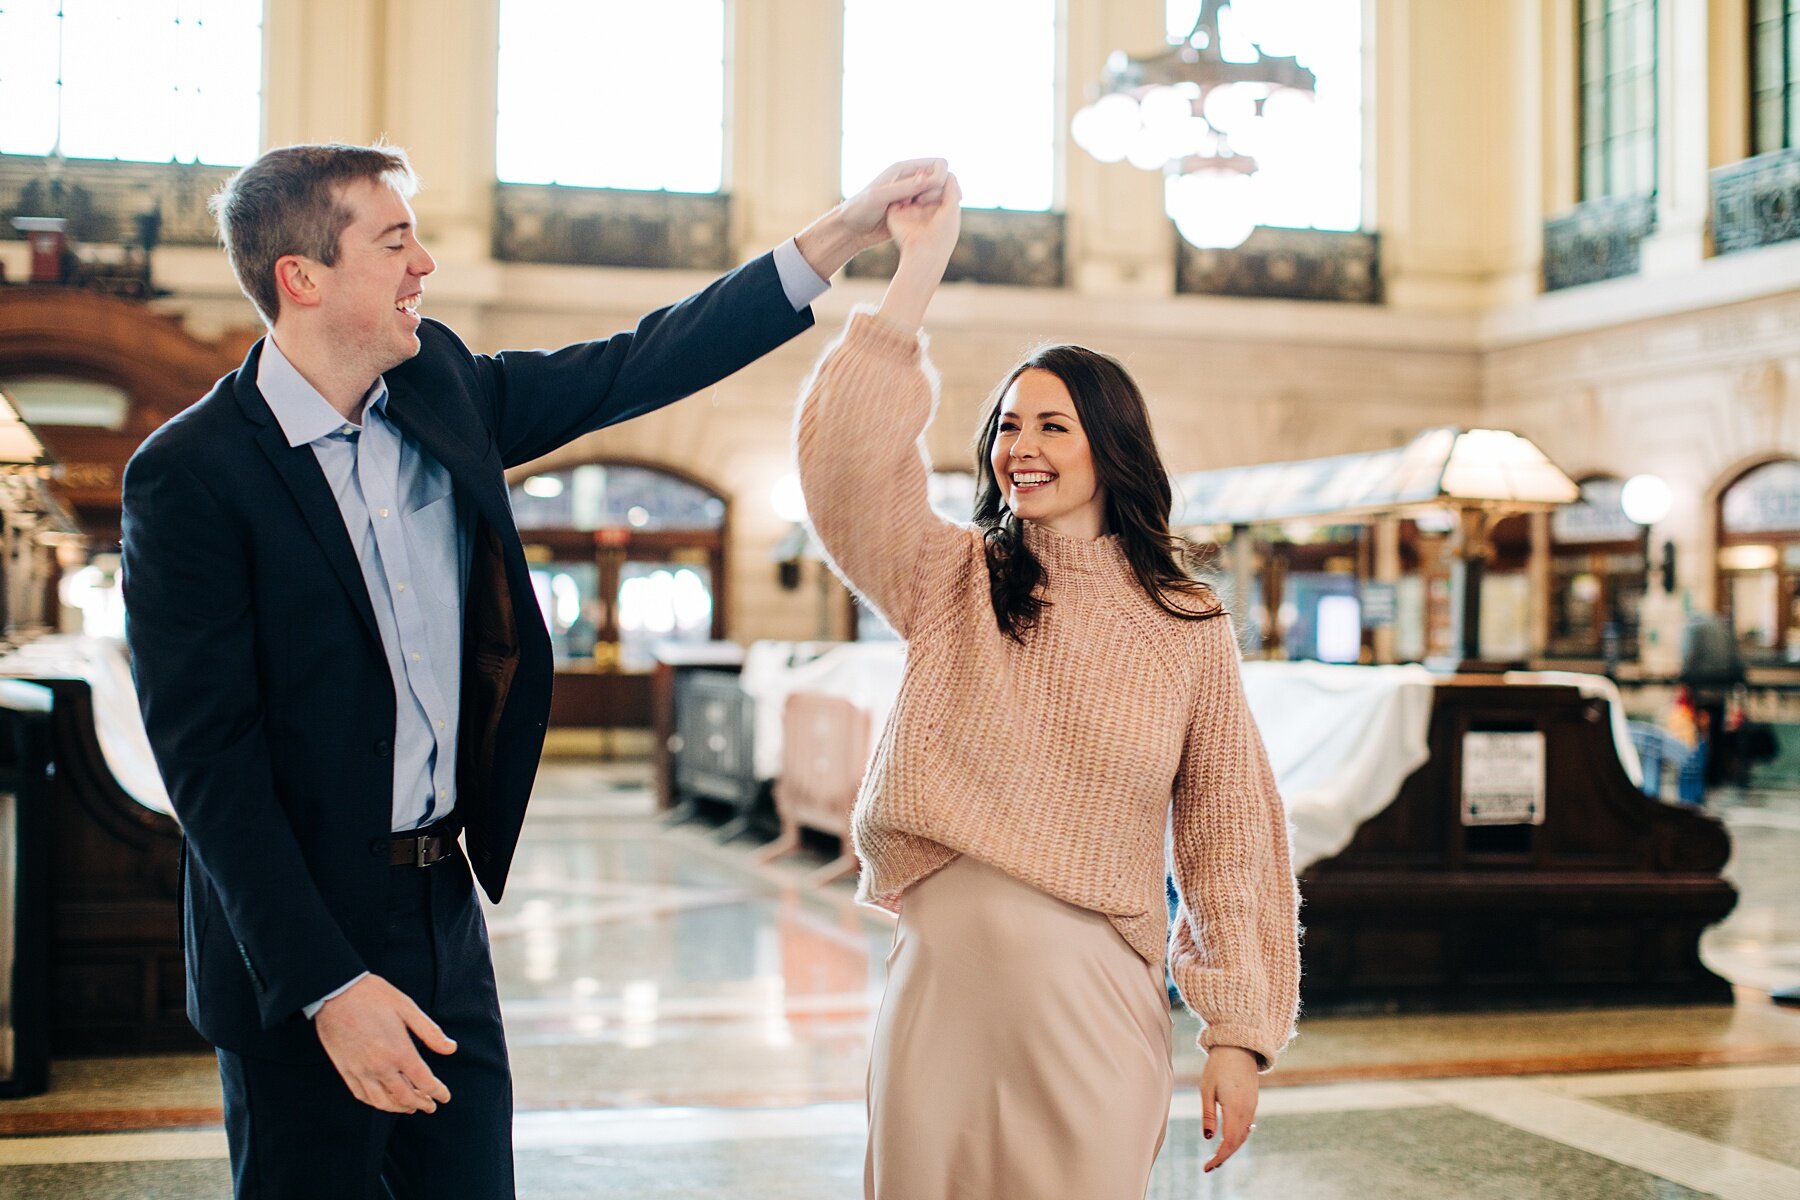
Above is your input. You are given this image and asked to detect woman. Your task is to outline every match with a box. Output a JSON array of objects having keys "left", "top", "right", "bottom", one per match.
[{"left": 796, "top": 171, "right": 1300, "bottom": 1200}]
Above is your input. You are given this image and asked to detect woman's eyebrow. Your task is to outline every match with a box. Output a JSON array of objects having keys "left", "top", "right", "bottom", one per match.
[{"left": 999, "top": 409, "right": 1075, "bottom": 421}]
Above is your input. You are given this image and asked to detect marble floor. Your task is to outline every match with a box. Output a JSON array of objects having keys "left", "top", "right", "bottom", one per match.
[{"left": 5, "top": 763, "right": 1800, "bottom": 1197}]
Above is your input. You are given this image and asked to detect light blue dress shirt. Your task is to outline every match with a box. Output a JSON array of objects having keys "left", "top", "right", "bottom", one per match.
[{"left": 266, "top": 240, "right": 828, "bottom": 1016}]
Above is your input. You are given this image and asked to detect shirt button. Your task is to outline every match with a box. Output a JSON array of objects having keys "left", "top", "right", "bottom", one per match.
[
  {"left": 373, "top": 739, "right": 391, "bottom": 757},
  {"left": 411, "top": 652, "right": 421, "bottom": 663},
  {"left": 397, "top": 582, "right": 406, "bottom": 593},
  {"left": 437, "top": 720, "right": 446, "bottom": 730},
  {"left": 380, "top": 508, "right": 390, "bottom": 518},
  {"left": 438, "top": 789, "right": 447, "bottom": 800}
]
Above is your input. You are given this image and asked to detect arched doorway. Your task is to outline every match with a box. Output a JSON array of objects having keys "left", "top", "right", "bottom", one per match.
[
  {"left": 1715, "top": 458, "right": 1800, "bottom": 665},
  {"left": 0, "top": 289, "right": 252, "bottom": 542},
  {"left": 507, "top": 459, "right": 729, "bottom": 731}
]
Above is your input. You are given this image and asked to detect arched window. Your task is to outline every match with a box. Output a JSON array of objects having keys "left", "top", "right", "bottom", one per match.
[
  {"left": 510, "top": 463, "right": 727, "bottom": 674},
  {"left": 1547, "top": 476, "right": 1647, "bottom": 660},
  {"left": 1716, "top": 459, "right": 1800, "bottom": 664},
  {"left": 1161, "top": 0, "right": 1364, "bottom": 236},
  {"left": 840, "top": 0, "right": 1057, "bottom": 211},
  {"left": 0, "top": 1, "right": 263, "bottom": 164},
  {"left": 496, "top": 0, "right": 725, "bottom": 191}
]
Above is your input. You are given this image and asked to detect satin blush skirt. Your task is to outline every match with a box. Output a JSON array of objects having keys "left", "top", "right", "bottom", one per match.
[{"left": 865, "top": 855, "right": 1174, "bottom": 1200}]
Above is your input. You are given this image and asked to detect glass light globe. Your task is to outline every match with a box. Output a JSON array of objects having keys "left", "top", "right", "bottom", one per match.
[
  {"left": 1262, "top": 86, "right": 1317, "bottom": 134},
  {"left": 770, "top": 471, "right": 808, "bottom": 523},
  {"left": 1127, "top": 125, "right": 1171, "bottom": 171},
  {"left": 1620, "top": 474, "right": 1673, "bottom": 526},
  {"left": 1166, "top": 171, "right": 1257, "bottom": 250},
  {"left": 1070, "top": 104, "right": 1108, "bottom": 156},
  {"left": 1220, "top": 114, "right": 1269, "bottom": 159},
  {"left": 1073, "top": 92, "right": 1140, "bottom": 164},
  {"left": 1139, "top": 85, "right": 1194, "bottom": 135},
  {"left": 1202, "top": 81, "right": 1263, "bottom": 134}
]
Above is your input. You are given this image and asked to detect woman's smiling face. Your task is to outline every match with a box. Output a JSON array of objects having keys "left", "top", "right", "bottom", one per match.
[{"left": 989, "top": 368, "right": 1106, "bottom": 540}]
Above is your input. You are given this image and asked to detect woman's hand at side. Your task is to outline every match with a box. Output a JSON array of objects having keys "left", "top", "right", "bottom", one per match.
[
  {"left": 877, "top": 172, "right": 962, "bottom": 333},
  {"left": 1199, "top": 1045, "right": 1260, "bottom": 1172}
]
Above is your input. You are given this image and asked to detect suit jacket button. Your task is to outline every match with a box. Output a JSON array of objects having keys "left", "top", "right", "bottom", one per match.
[
  {"left": 369, "top": 838, "right": 389, "bottom": 857},
  {"left": 374, "top": 739, "right": 392, "bottom": 757}
]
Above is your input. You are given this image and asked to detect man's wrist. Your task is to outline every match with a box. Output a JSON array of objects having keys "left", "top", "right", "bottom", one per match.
[
  {"left": 304, "top": 971, "right": 369, "bottom": 1020},
  {"left": 795, "top": 206, "right": 869, "bottom": 281}
]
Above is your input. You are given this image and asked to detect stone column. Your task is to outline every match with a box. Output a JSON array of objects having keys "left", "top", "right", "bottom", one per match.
[
  {"left": 1640, "top": 0, "right": 1711, "bottom": 272},
  {"left": 730, "top": 0, "right": 845, "bottom": 264},
  {"left": 1064, "top": 0, "right": 1173, "bottom": 296},
  {"left": 261, "top": 0, "right": 388, "bottom": 148}
]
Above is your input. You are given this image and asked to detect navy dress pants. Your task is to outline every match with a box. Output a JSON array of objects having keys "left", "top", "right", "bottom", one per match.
[{"left": 216, "top": 846, "right": 514, "bottom": 1199}]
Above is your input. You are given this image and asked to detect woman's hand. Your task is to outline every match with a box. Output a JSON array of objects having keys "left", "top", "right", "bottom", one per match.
[
  {"left": 877, "top": 173, "right": 962, "bottom": 332},
  {"left": 1199, "top": 1045, "right": 1261, "bottom": 1173},
  {"left": 886, "top": 171, "right": 961, "bottom": 266}
]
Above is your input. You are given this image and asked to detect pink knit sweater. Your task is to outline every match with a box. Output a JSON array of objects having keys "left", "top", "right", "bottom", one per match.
[{"left": 795, "top": 311, "right": 1300, "bottom": 1067}]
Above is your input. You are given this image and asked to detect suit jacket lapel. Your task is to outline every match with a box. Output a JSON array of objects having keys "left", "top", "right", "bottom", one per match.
[
  {"left": 382, "top": 372, "right": 515, "bottom": 535},
  {"left": 232, "top": 340, "right": 383, "bottom": 646},
  {"left": 253, "top": 423, "right": 383, "bottom": 645}
]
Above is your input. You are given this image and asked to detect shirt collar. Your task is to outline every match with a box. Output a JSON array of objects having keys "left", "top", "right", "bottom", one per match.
[{"left": 257, "top": 335, "right": 390, "bottom": 448}]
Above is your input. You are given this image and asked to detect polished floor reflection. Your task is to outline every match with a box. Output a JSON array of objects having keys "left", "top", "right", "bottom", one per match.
[{"left": 5, "top": 762, "right": 1800, "bottom": 1197}]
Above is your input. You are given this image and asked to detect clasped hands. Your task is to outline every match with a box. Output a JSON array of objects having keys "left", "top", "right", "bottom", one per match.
[{"left": 795, "top": 158, "right": 957, "bottom": 281}]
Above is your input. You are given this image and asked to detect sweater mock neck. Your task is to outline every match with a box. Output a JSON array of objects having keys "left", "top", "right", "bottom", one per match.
[{"left": 1020, "top": 520, "right": 1132, "bottom": 586}]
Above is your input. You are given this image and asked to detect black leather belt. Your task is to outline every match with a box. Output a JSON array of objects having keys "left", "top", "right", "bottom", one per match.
[{"left": 388, "top": 826, "right": 459, "bottom": 867}]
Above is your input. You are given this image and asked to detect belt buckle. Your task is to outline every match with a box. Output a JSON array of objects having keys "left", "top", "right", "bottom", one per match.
[{"left": 415, "top": 834, "right": 434, "bottom": 868}]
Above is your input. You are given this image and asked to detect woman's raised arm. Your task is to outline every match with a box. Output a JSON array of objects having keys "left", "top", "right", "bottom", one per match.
[{"left": 793, "top": 176, "right": 969, "bottom": 638}]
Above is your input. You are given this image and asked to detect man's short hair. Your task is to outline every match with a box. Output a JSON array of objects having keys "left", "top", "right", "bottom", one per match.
[{"left": 209, "top": 143, "right": 419, "bottom": 325}]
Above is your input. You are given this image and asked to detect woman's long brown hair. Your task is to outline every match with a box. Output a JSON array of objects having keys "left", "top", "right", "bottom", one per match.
[{"left": 972, "top": 344, "right": 1225, "bottom": 642}]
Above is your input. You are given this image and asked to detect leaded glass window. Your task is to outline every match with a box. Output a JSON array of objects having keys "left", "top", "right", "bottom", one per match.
[
  {"left": 496, "top": 0, "right": 725, "bottom": 192},
  {"left": 1579, "top": 0, "right": 1658, "bottom": 200},
  {"left": 0, "top": 0, "right": 263, "bottom": 164},
  {"left": 1752, "top": 0, "right": 1800, "bottom": 155},
  {"left": 840, "top": 0, "right": 1056, "bottom": 211}
]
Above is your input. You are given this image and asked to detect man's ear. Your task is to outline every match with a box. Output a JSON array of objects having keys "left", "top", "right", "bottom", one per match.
[{"left": 274, "top": 254, "right": 324, "bottom": 312}]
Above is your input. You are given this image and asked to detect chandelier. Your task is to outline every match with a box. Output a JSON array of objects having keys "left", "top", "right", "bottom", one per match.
[{"left": 1070, "top": 0, "right": 1317, "bottom": 250}]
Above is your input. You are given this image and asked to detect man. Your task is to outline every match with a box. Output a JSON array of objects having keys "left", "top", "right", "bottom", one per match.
[{"left": 121, "top": 142, "right": 946, "bottom": 1198}]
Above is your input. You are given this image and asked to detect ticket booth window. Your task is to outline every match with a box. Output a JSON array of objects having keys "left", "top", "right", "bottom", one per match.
[{"left": 1717, "top": 459, "right": 1800, "bottom": 664}]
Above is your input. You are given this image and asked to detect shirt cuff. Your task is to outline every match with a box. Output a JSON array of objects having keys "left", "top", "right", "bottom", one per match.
[
  {"left": 773, "top": 237, "right": 831, "bottom": 312},
  {"left": 303, "top": 972, "right": 369, "bottom": 1020}
]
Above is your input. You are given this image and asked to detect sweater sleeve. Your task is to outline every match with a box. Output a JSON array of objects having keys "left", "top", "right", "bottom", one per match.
[
  {"left": 1168, "top": 615, "right": 1301, "bottom": 1071},
  {"left": 794, "top": 309, "right": 970, "bottom": 639}
]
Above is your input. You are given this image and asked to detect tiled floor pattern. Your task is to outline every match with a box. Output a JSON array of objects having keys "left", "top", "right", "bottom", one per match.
[
  {"left": 4, "top": 762, "right": 1799, "bottom": 1196},
  {"left": 6, "top": 1070, "right": 1799, "bottom": 1198}
]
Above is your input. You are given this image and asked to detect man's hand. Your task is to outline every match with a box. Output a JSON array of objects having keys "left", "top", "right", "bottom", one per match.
[
  {"left": 1199, "top": 1044, "right": 1261, "bottom": 1173},
  {"left": 315, "top": 974, "right": 457, "bottom": 1113},
  {"left": 794, "top": 158, "right": 950, "bottom": 280}
]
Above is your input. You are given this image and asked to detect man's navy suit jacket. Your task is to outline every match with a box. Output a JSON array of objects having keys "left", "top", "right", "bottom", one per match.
[{"left": 121, "top": 252, "right": 812, "bottom": 1062}]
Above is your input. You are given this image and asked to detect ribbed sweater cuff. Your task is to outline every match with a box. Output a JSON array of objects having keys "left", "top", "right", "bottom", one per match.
[
  {"left": 1198, "top": 1023, "right": 1286, "bottom": 1074},
  {"left": 842, "top": 306, "right": 928, "bottom": 360}
]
